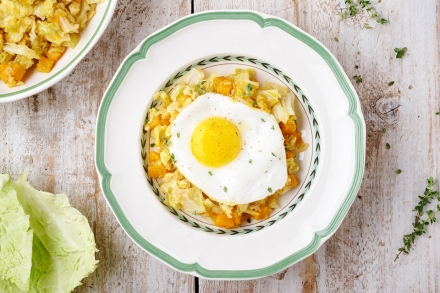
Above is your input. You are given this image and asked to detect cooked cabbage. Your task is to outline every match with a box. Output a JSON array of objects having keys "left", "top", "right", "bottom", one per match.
[{"left": 0, "top": 0, "right": 103, "bottom": 87}]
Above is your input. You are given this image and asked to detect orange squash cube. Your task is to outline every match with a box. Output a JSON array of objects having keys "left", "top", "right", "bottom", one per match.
[
  {"left": 36, "top": 57, "right": 55, "bottom": 73},
  {"left": 147, "top": 151, "right": 161, "bottom": 164},
  {"left": 213, "top": 76, "right": 234, "bottom": 96},
  {"left": 147, "top": 164, "right": 167, "bottom": 178},
  {"left": 279, "top": 122, "right": 297, "bottom": 135}
]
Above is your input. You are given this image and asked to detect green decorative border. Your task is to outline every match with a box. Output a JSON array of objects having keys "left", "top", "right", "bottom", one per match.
[
  {"left": 0, "top": 0, "right": 116, "bottom": 100},
  {"left": 96, "top": 11, "right": 365, "bottom": 279},
  {"left": 140, "top": 55, "right": 320, "bottom": 235}
]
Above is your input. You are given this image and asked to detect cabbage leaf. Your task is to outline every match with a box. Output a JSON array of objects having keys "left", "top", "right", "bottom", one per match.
[
  {"left": 10, "top": 170, "right": 98, "bottom": 293},
  {"left": 0, "top": 174, "right": 33, "bottom": 293}
]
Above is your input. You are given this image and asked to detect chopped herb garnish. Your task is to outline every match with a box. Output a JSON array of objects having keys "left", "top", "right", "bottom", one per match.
[
  {"left": 353, "top": 75, "right": 363, "bottom": 84},
  {"left": 177, "top": 132, "right": 180, "bottom": 138},
  {"left": 249, "top": 159, "right": 252, "bottom": 164},
  {"left": 246, "top": 83, "right": 253, "bottom": 91},
  {"left": 171, "top": 153, "right": 177, "bottom": 164},
  {"left": 271, "top": 152, "right": 276, "bottom": 157},
  {"left": 382, "top": 127, "right": 386, "bottom": 133},
  {"left": 395, "top": 178, "right": 439, "bottom": 261},
  {"left": 394, "top": 47, "right": 407, "bottom": 58},
  {"left": 223, "top": 186, "right": 227, "bottom": 192},
  {"left": 193, "top": 211, "right": 198, "bottom": 215},
  {"left": 271, "top": 125, "right": 275, "bottom": 130},
  {"left": 208, "top": 171, "right": 213, "bottom": 176},
  {"left": 268, "top": 187, "right": 272, "bottom": 193},
  {"left": 388, "top": 81, "right": 395, "bottom": 86},
  {"left": 395, "top": 169, "right": 402, "bottom": 174},
  {"left": 436, "top": 111, "right": 440, "bottom": 115},
  {"left": 196, "top": 80, "right": 206, "bottom": 95},
  {"left": 163, "top": 137, "right": 171, "bottom": 146},
  {"left": 253, "top": 101, "right": 257, "bottom": 107},
  {"left": 334, "top": 37, "right": 339, "bottom": 42},
  {"left": 150, "top": 143, "right": 155, "bottom": 147},
  {"left": 386, "top": 143, "right": 391, "bottom": 149},
  {"left": 261, "top": 118, "right": 266, "bottom": 122}
]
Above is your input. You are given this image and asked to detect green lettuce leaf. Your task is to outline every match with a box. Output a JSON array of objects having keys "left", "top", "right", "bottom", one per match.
[
  {"left": 0, "top": 174, "right": 33, "bottom": 292},
  {"left": 11, "top": 170, "right": 98, "bottom": 293}
]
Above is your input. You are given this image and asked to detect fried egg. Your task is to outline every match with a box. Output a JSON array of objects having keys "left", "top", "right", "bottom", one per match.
[{"left": 169, "top": 93, "right": 287, "bottom": 205}]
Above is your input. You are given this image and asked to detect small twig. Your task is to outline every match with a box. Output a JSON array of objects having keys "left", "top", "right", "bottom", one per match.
[{"left": 383, "top": 105, "right": 401, "bottom": 114}]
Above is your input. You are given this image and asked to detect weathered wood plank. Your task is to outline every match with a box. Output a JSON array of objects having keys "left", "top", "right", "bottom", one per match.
[
  {"left": 195, "top": 1, "right": 440, "bottom": 293},
  {"left": 0, "top": 1, "right": 194, "bottom": 292}
]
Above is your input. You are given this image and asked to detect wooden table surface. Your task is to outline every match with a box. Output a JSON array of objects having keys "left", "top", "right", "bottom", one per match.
[{"left": 1, "top": 0, "right": 440, "bottom": 292}]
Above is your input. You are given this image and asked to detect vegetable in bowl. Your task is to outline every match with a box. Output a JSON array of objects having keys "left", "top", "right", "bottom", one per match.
[{"left": 0, "top": 0, "right": 104, "bottom": 88}]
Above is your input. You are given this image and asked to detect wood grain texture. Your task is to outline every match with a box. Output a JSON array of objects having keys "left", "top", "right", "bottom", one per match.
[
  {"left": 195, "top": 0, "right": 440, "bottom": 292},
  {"left": 0, "top": 1, "right": 194, "bottom": 293},
  {"left": 1, "top": 0, "right": 439, "bottom": 292}
]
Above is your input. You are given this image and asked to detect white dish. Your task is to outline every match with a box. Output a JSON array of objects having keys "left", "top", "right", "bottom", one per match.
[
  {"left": 95, "top": 10, "right": 365, "bottom": 279},
  {"left": 0, "top": 0, "right": 118, "bottom": 103}
]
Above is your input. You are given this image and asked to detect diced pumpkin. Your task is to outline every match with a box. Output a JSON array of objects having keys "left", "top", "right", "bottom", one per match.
[
  {"left": 160, "top": 113, "right": 170, "bottom": 126},
  {"left": 289, "top": 174, "right": 299, "bottom": 188},
  {"left": 149, "top": 116, "right": 160, "bottom": 130},
  {"left": 213, "top": 76, "right": 233, "bottom": 96},
  {"left": 213, "top": 213, "right": 236, "bottom": 229},
  {"left": 279, "top": 122, "right": 296, "bottom": 135},
  {"left": 231, "top": 211, "right": 241, "bottom": 226},
  {"left": 147, "top": 164, "right": 168, "bottom": 178},
  {"left": 252, "top": 204, "right": 272, "bottom": 220},
  {"left": 47, "top": 45, "right": 66, "bottom": 61},
  {"left": 147, "top": 151, "right": 160, "bottom": 163},
  {"left": 36, "top": 57, "right": 55, "bottom": 73},
  {"left": 0, "top": 62, "right": 27, "bottom": 87}
]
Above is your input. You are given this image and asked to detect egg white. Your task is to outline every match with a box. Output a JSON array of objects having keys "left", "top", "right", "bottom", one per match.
[{"left": 169, "top": 93, "right": 287, "bottom": 205}]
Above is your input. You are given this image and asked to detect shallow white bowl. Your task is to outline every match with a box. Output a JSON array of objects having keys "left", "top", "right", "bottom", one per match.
[
  {"left": 95, "top": 10, "right": 366, "bottom": 279},
  {"left": 0, "top": 0, "right": 118, "bottom": 103}
]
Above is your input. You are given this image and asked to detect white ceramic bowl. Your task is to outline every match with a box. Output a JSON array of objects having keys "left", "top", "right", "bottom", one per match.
[
  {"left": 0, "top": 0, "right": 118, "bottom": 103},
  {"left": 95, "top": 10, "right": 366, "bottom": 279}
]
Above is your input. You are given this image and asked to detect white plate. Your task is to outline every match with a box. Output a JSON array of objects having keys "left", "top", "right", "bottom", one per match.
[
  {"left": 0, "top": 0, "right": 118, "bottom": 103},
  {"left": 95, "top": 10, "right": 366, "bottom": 279}
]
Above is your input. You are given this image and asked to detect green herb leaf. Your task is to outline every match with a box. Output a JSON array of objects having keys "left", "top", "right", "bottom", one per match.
[
  {"left": 353, "top": 75, "right": 363, "bottom": 84},
  {"left": 171, "top": 153, "right": 177, "bottom": 164},
  {"left": 249, "top": 159, "right": 252, "bottom": 164},
  {"left": 271, "top": 152, "right": 276, "bottom": 157},
  {"left": 382, "top": 127, "right": 386, "bottom": 133},
  {"left": 208, "top": 171, "right": 212, "bottom": 176},
  {"left": 386, "top": 143, "right": 391, "bottom": 149},
  {"left": 395, "top": 177, "right": 439, "bottom": 261},
  {"left": 395, "top": 169, "right": 402, "bottom": 174},
  {"left": 261, "top": 118, "right": 266, "bottom": 122},
  {"left": 271, "top": 125, "right": 275, "bottom": 130},
  {"left": 394, "top": 47, "right": 407, "bottom": 58},
  {"left": 177, "top": 132, "right": 180, "bottom": 138},
  {"left": 223, "top": 186, "right": 227, "bottom": 193},
  {"left": 150, "top": 143, "right": 155, "bottom": 147},
  {"left": 268, "top": 187, "right": 272, "bottom": 193},
  {"left": 253, "top": 100, "right": 257, "bottom": 107},
  {"left": 246, "top": 83, "right": 253, "bottom": 91},
  {"left": 388, "top": 81, "right": 394, "bottom": 86},
  {"left": 334, "top": 37, "right": 339, "bottom": 42}
]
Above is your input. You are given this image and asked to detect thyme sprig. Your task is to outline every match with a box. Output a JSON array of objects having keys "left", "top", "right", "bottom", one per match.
[
  {"left": 395, "top": 178, "right": 439, "bottom": 261},
  {"left": 340, "top": 0, "right": 387, "bottom": 25}
]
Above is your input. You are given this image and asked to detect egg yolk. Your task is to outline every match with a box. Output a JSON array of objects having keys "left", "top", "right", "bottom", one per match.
[{"left": 191, "top": 117, "right": 242, "bottom": 168}]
